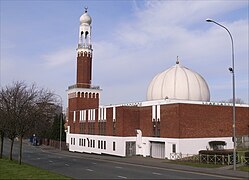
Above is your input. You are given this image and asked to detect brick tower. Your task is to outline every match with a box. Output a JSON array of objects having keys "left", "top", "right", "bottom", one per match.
[{"left": 67, "top": 8, "right": 101, "bottom": 133}]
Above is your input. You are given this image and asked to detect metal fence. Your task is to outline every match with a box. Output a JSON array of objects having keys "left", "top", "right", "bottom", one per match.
[{"left": 170, "top": 153, "right": 248, "bottom": 165}]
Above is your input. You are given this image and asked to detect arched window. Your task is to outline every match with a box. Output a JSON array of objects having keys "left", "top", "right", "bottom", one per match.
[{"left": 85, "top": 31, "right": 89, "bottom": 38}]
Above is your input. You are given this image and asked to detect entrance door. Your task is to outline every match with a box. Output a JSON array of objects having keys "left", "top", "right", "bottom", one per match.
[
  {"left": 151, "top": 142, "right": 165, "bottom": 159},
  {"left": 126, "top": 141, "right": 136, "bottom": 156}
]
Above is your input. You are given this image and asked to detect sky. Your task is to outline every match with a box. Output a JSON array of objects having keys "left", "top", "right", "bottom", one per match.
[{"left": 0, "top": 0, "right": 248, "bottom": 109}]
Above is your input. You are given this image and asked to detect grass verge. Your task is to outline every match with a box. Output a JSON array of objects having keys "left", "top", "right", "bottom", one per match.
[
  {"left": 0, "top": 158, "right": 71, "bottom": 179},
  {"left": 238, "top": 165, "right": 249, "bottom": 172},
  {"left": 168, "top": 160, "right": 224, "bottom": 168}
]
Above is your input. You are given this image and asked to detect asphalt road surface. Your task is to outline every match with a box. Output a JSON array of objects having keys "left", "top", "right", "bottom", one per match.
[{"left": 2, "top": 139, "right": 244, "bottom": 179}]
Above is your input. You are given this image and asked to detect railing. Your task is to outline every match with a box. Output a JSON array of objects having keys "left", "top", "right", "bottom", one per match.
[
  {"left": 68, "top": 84, "right": 100, "bottom": 90},
  {"left": 169, "top": 153, "right": 247, "bottom": 165},
  {"left": 240, "top": 156, "right": 249, "bottom": 165}
]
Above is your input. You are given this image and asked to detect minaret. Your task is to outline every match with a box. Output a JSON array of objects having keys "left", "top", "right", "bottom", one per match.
[
  {"left": 77, "top": 7, "right": 92, "bottom": 88},
  {"left": 67, "top": 8, "right": 101, "bottom": 134}
]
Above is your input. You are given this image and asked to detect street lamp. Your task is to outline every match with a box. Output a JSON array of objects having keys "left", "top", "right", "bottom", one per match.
[
  {"left": 206, "top": 18, "right": 236, "bottom": 170},
  {"left": 54, "top": 94, "right": 63, "bottom": 151}
]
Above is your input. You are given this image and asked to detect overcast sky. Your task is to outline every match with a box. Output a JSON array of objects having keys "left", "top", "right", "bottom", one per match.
[{"left": 1, "top": 0, "right": 248, "bottom": 108}]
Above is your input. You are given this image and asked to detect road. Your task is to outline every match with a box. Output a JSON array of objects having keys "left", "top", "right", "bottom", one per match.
[{"left": 2, "top": 139, "right": 245, "bottom": 179}]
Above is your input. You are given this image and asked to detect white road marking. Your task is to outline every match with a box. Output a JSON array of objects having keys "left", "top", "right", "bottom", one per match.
[
  {"left": 86, "top": 168, "right": 93, "bottom": 172},
  {"left": 115, "top": 166, "right": 123, "bottom": 169},
  {"left": 153, "top": 172, "right": 162, "bottom": 175},
  {"left": 117, "top": 175, "right": 127, "bottom": 179},
  {"left": 92, "top": 162, "right": 97, "bottom": 165},
  {"left": 65, "top": 164, "right": 69, "bottom": 166},
  {"left": 49, "top": 160, "right": 53, "bottom": 163},
  {"left": 36, "top": 157, "right": 40, "bottom": 160}
]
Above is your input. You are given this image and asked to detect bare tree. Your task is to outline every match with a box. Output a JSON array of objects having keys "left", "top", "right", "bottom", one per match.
[
  {"left": 0, "top": 81, "right": 57, "bottom": 164},
  {"left": 0, "top": 95, "right": 7, "bottom": 159},
  {"left": 0, "top": 83, "right": 20, "bottom": 160}
]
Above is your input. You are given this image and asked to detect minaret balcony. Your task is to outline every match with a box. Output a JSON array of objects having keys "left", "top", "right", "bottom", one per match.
[
  {"left": 68, "top": 83, "right": 100, "bottom": 90},
  {"left": 77, "top": 44, "right": 92, "bottom": 50}
]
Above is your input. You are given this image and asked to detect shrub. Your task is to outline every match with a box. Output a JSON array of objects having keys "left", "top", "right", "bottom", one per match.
[{"left": 208, "top": 141, "right": 227, "bottom": 150}]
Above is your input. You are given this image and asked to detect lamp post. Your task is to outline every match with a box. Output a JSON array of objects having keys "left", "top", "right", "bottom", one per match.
[
  {"left": 54, "top": 94, "right": 63, "bottom": 151},
  {"left": 206, "top": 18, "right": 236, "bottom": 170}
]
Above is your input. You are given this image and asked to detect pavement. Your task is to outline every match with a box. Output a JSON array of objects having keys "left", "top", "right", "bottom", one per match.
[{"left": 38, "top": 144, "right": 249, "bottom": 179}]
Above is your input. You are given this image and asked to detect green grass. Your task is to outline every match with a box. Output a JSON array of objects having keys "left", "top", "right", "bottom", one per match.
[
  {"left": 238, "top": 165, "right": 249, "bottom": 172},
  {"left": 0, "top": 158, "right": 71, "bottom": 179},
  {"left": 168, "top": 160, "right": 224, "bottom": 168}
]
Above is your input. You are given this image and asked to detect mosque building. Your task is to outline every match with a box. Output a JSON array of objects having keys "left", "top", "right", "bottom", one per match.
[{"left": 66, "top": 9, "right": 249, "bottom": 159}]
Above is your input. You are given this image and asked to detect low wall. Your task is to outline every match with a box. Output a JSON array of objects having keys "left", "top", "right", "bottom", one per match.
[{"left": 42, "top": 138, "right": 68, "bottom": 150}]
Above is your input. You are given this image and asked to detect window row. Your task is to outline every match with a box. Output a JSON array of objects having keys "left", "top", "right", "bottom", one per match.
[
  {"left": 71, "top": 138, "right": 76, "bottom": 145},
  {"left": 72, "top": 138, "right": 116, "bottom": 152},
  {"left": 73, "top": 108, "right": 107, "bottom": 122},
  {"left": 79, "top": 138, "right": 95, "bottom": 148},
  {"left": 76, "top": 92, "right": 99, "bottom": 98}
]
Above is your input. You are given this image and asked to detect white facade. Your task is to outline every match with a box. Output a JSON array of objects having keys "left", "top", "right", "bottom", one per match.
[{"left": 66, "top": 127, "right": 233, "bottom": 159}]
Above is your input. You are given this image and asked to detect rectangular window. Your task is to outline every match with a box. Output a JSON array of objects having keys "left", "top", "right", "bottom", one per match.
[
  {"left": 101, "top": 140, "right": 103, "bottom": 149},
  {"left": 157, "top": 121, "right": 160, "bottom": 137},
  {"left": 93, "top": 109, "right": 95, "bottom": 121},
  {"left": 73, "top": 111, "right": 76, "bottom": 122},
  {"left": 80, "top": 110, "right": 82, "bottom": 121},
  {"left": 90, "top": 139, "right": 92, "bottom": 147},
  {"left": 83, "top": 110, "right": 86, "bottom": 121},
  {"left": 93, "top": 140, "right": 95, "bottom": 148},
  {"left": 98, "top": 140, "right": 100, "bottom": 149},
  {"left": 104, "top": 141, "right": 106, "bottom": 150},
  {"left": 83, "top": 139, "right": 86, "bottom": 146},
  {"left": 113, "top": 142, "right": 116, "bottom": 151},
  {"left": 172, "top": 144, "right": 176, "bottom": 153},
  {"left": 112, "top": 121, "right": 116, "bottom": 135}
]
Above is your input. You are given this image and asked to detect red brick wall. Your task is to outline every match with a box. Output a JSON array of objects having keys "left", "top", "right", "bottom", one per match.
[
  {"left": 139, "top": 106, "right": 152, "bottom": 137},
  {"left": 160, "top": 104, "right": 180, "bottom": 138},
  {"left": 68, "top": 94, "right": 99, "bottom": 134},
  {"left": 68, "top": 102, "right": 249, "bottom": 139},
  {"left": 123, "top": 107, "right": 140, "bottom": 136},
  {"left": 77, "top": 52, "right": 92, "bottom": 87},
  {"left": 178, "top": 104, "right": 249, "bottom": 138},
  {"left": 106, "top": 107, "right": 113, "bottom": 136}
]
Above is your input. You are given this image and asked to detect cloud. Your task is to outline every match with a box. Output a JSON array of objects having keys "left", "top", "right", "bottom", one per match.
[
  {"left": 42, "top": 47, "right": 75, "bottom": 68},
  {"left": 1, "top": 1, "right": 248, "bottom": 107},
  {"left": 92, "top": 1, "right": 248, "bottom": 105}
]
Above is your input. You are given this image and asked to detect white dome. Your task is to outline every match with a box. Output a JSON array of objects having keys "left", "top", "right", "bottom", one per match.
[
  {"left": 80, "top": 11, "right": 92, "bottom": 25},
  {"left": 147, "top": 61, "right": 210, "bottom": 101}
]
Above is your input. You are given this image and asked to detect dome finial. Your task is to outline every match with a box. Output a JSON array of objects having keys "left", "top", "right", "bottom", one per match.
[
  {"left": 84, "top": 6, "right": 88, "bottom": 13},
  {"left": 176, "top": 56, "right": 179, "bottom": 64}
]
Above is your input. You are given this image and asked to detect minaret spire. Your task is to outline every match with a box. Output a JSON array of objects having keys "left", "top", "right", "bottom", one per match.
[
  {"left": 76, "top": 8, "right": 93, "bottom": 88},
  {"left": 176, "top": 56, "right": 179, "bottom": 64},
  {"left": 84, "top": 6, "right": 88, "bottom": 13},
  {"left": 78, "top": 7, "right": 92, "bottom": 50}
]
